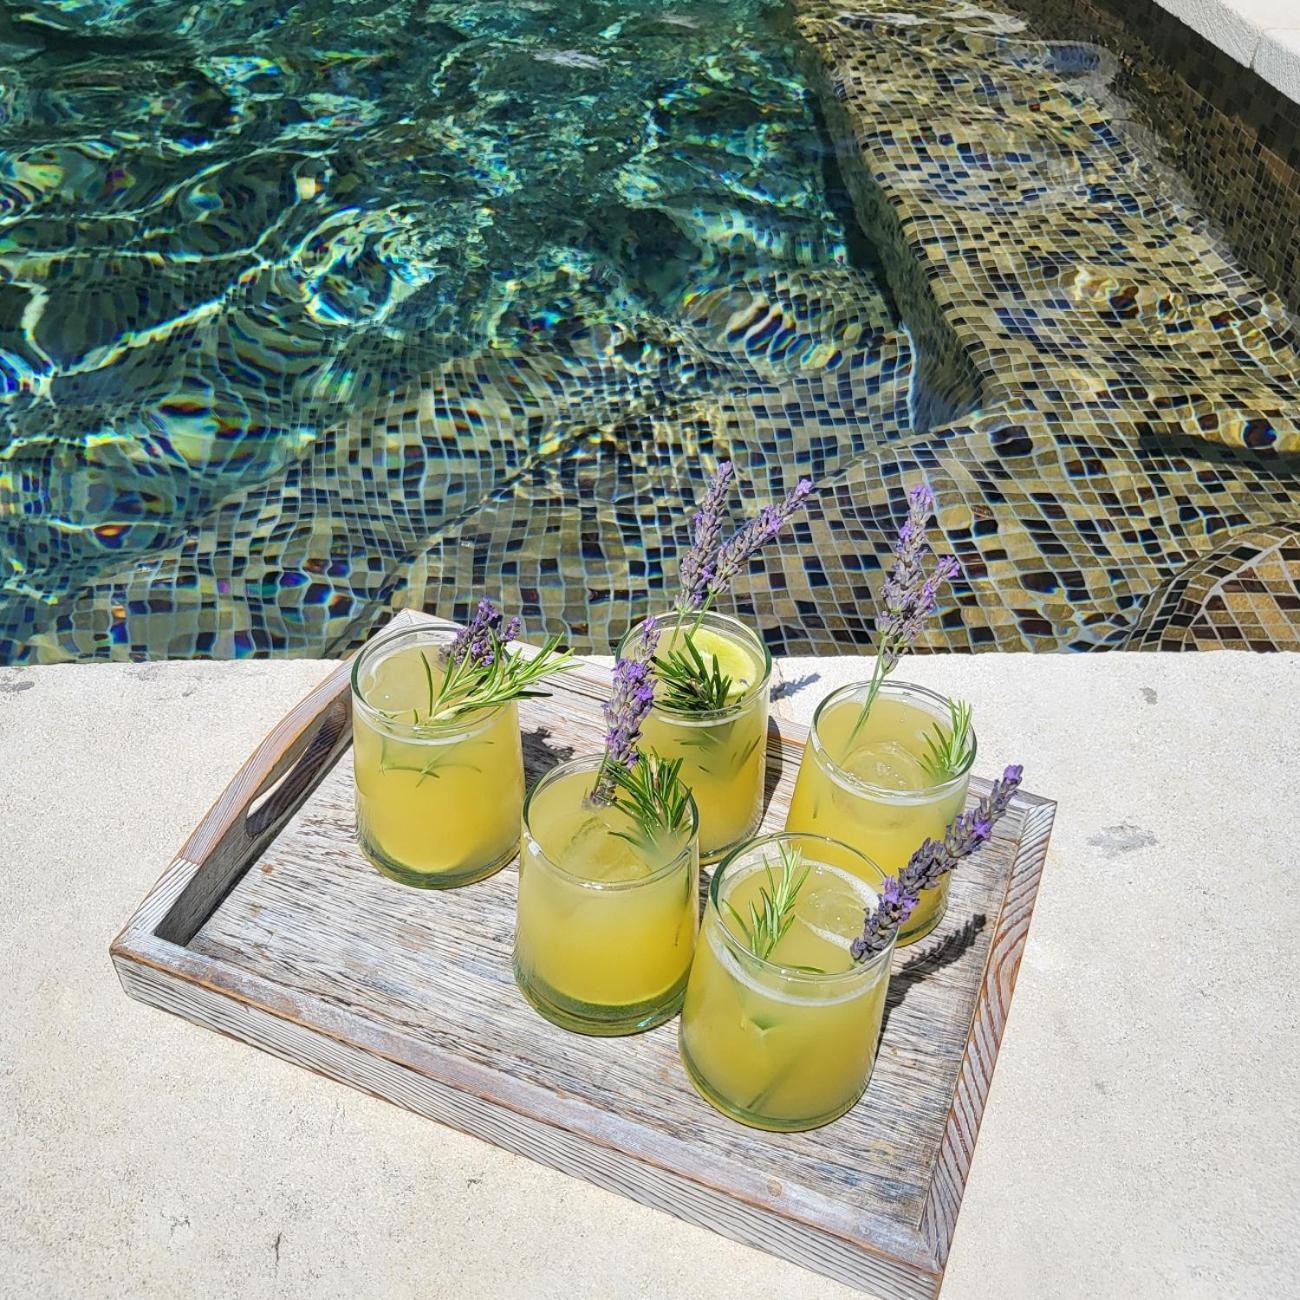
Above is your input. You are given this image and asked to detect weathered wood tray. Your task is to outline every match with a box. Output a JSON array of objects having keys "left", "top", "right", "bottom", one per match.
[{"left": 112, "top": 611, "right": 1055, "bottom": 1298}]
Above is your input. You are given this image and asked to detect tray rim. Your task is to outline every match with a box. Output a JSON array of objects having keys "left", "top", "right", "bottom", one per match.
[{"left": 111, "top": 610, "right": 1057, "bottom": 1296}]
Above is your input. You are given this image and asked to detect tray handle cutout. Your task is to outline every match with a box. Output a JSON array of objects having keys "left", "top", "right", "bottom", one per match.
[{"left": 154, "top": 663, "right": 354, "bottom": 946}]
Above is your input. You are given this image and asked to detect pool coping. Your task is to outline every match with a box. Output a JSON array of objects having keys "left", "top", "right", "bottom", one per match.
[{"left": 1157, "top": 0, "right": 1300, "bottom": 102}]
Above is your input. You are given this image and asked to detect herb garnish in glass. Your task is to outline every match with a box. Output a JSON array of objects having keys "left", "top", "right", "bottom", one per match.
[
  {"left": 514, "top": 620, "right": 701, "bottom": 1035},
  {"left": 785, "top": 483, "right": 974, "bottom": 942},
  {"left": 681, "top": 767, "right": 1022, "bottom": 1131},
  {"left": 351, "top": 603, "right": 571, "bottom": 888},
  {"left": 678, "top": 832, "right": 894, "bottom": 1131},
  {"left": 620, "top": 464, "right": 812, "bottom": 861}
]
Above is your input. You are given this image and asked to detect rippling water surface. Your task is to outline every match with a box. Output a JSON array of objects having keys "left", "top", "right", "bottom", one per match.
[
  {"left": 7, "top": 0, "right": 1296, "bottom": 662},
  {"left": 1, "top": 0, "right": 899, "bottom": 657}
]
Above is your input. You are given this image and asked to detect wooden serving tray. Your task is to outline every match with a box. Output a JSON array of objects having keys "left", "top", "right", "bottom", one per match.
[{"left": 112, "top": 611, "right": 1055, "bottom": 1298}]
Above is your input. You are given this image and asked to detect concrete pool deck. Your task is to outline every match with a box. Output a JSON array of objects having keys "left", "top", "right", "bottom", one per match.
[
  {"left": 1160, "top": 0, "right": 1300, "bottom": 100},
  {"left": 3, "top": 653, "right": 1298, "bottom": 1298}
]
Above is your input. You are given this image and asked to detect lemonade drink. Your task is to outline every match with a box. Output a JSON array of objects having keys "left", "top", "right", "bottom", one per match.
[
  {"left": 678, "top": 833, "right": 894, "bottom": 1130},
  {"left": 622, "top": 610, "right": 771, "bottom": 862},
  {"left": 784, "top": 681, "right": 973, "bottom": 944},
  {"left": 514, "top": 757, "right": 700, "bottom": 1035},
  {"left": 351, "top": 626, "right": 524, "bottom": 888}
]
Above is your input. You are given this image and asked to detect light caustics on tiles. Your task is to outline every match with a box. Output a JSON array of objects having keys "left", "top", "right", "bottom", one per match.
[{"left": 0, "top": 0, "right": 1297, "bottom": 662}]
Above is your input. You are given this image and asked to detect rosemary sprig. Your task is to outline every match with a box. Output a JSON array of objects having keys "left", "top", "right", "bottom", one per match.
[
  {"left": 608, "top": 753, "right": 694, "bottom": 854},
  {"left": 919, "top": 697, "right": 974, "bottom": 783},
  {"left": 654, "top": 635, "right": 733, "bottom": 713},
  {"left": 724, "top": 842, "right": 811, "bottom": 963},
  {"left": 383, "top": 630, "right": 572, "bottom": 730}
]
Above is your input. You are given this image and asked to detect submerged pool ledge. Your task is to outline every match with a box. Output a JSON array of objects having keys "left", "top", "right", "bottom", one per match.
[{"left": 784, "top": 0, "right": 1300, "bottom": 652}]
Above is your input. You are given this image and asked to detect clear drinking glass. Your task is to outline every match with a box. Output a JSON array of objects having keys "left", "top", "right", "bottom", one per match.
[
  {"left": 514, "top": 755, "right": 701, "bottom": 1036},
  {"left": 619, "top": 610, "right": 771, "bottom": 862},
  {"left": 351, "top": 624, "right": 524, "bottom": 888},
  {"left": 678, "top": 832, "right": 894, "bottom": 1131},
  {"left": 783, "top": 680, "right": 974, "bottom": 944}
]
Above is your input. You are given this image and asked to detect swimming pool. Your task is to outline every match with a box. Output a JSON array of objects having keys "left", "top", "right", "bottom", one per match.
[{"left": 1, "top": 0, "right": 1297, "bottom": 660}]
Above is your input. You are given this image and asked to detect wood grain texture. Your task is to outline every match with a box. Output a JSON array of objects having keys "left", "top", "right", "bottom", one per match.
[{"left": 111, "top": 610, "right": 1056, "bottom": 1297}]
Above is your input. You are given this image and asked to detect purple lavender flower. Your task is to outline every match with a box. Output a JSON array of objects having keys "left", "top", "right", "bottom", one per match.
[
  {"left": 449, "top": 599, "right": 521, "bottom": 668},
  {"left": 853, "top": 876, "right": 916, "bottom": 958},
  {"left": 591, "top": 617, "right": 662, "bottom": 805},
  {"left": 851, "top": 764, "right": 1024, "bottom": 959},
  {"left": 706, "top": 478, "right": 814, "bottom": 603},
  {"left": 876, "top": 484, "right": 959, "bottom": 674},
  {"left": 677, "top": 462, "right": 735, "bottom": 612},
  {"left": 846, "top": 482, "right": 960, "bottom": 742},
  {"left": 631, "top": 613, "right": 660, "bottom": 662}
]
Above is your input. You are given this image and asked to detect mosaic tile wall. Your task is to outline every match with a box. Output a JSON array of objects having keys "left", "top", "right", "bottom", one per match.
[
  {"left": 1003, "top": 0, "right": 1300, "bottom": 318},
  {"left": 2, "top": 0, "right": 1298, "bottom": 661}
]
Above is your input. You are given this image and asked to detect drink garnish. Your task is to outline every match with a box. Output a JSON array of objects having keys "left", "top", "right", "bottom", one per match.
[{"left": 851, "top": 764, "right": 1023, "bottom": 959}]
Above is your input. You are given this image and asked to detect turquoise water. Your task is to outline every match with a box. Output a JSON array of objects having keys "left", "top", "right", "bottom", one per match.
[{"left": 0, "top": 0, "right": 905, "bottom": 659}]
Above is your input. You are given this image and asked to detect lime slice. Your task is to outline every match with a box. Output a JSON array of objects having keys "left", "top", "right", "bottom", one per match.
[{"left": 683, "top": 627, "right": 758, "bottom": 700}]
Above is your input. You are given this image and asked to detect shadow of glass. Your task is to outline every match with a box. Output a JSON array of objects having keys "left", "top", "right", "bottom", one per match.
[
  {"left": 522, "top": 727, "right": 578, "bottom": 783},
  {"left": 761, "top": 715, "right": 787, "bottom": 813},
  {"left": 772, "top": 670, "right": 822, "bottom": 702},
  {"left": 881, "top": 911, "right": 987, "bottom": 1035}
]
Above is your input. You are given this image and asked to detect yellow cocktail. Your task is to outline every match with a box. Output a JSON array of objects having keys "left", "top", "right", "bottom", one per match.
[
  {"left": 351, "top": 625, "right": 524, "bottom": 888},
  {"left": 678, "top": 833, "right": 894, "bottom": 1131},
  {"left": 514, "top": 756, "right": 700, "bottom": 1035},
  {"left": 784, "top": 680, "right": 974, "bottom": 944},
  {"left": 621, "top": 610, "right": 771, "bottom": 862}
]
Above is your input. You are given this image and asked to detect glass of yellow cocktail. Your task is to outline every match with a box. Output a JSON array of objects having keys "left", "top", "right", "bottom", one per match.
[
  {"left": 351, "top": 605, "right": 570, "bottom": 888},
  {"left": 618, "top": 461, "right": 809, "bottom": 862},
  {"left": 784, "top": 680, "right": 974, "bottom": 944},
  {"left": 620, "top": 609, "right": 771, "bottom": 862},
  {"left": 514, "top": 754, "right": 700, "bottom": 1035},
  {"left": 678, "top": 832, "right": 894, "bottom": 1131}
]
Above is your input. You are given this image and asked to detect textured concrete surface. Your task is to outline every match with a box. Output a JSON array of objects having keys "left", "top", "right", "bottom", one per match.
[
  {"left": 1256, "top": 24, "right": 1300, "bottom": 98},
  {"left": 1158, "top": 0, "right": 1300, "bottom": 98},
  {"left": 2, "top": 654, "right": 1298, "bottom": 1299}
]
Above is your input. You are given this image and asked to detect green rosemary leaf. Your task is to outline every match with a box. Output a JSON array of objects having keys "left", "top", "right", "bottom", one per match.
[
  {"left": 607, "top": 753, "right": 694, "bottom": 853},
  {"left": 918, "top": 697, "right": 975, "bottom": 782},
  {"left": 724, "top": 842, "right": 811, "bottom": 962},
  {"left": 419, "top": 650, "right": 436, "bottom": 718},
  {"left": 731, "top": 731, "right": 762, "bottom": 769},
  {"left": 653, "top": 633, "right": 735, "bottom": 714},
  {"left": 419, "top": 632, "right": 575, "bottom": 724}
]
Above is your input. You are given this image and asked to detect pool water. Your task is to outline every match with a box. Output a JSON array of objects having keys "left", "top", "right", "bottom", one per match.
[
  {"left": 0, "top": 0, "right": 1296, "bottom": 660},
  {"left": 0, "top": 0, "right": 926, "bottom": 658}
]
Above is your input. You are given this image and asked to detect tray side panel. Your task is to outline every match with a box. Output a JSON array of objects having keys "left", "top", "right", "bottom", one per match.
[
  {"left": 112, "top": 949, "right": 939, "bottom": 1300},
  {"left": 920, "top": 796, "right": 1056, "bottom": 1266}
]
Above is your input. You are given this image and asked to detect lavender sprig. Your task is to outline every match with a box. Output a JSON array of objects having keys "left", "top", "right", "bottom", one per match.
[
  {"left": 659, "top": 470, "right": 813, "bottom": 714},
  {"left": 849, "top": 483, "right": 959, "bottom": 741},
  {"left": 591, "top": 617, "right": 660, "bottom": 806},
  {"left": 677, "top": 461, "right": 735, "bottom": 612},
  {"left": 449, "top": 599, "right": 522, "bottom": 668},
  {"left": 409, "top": 600, "right": 571, "bottom": 726},
  {"left": 853, "top": 877, "right": 916, "bottom": 958},
  {"left": 704, "top": 478, "right": 813, "bottom": 607},
  {"left": 851, "top": 764, "right": 1024, "bottom": 960}
]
